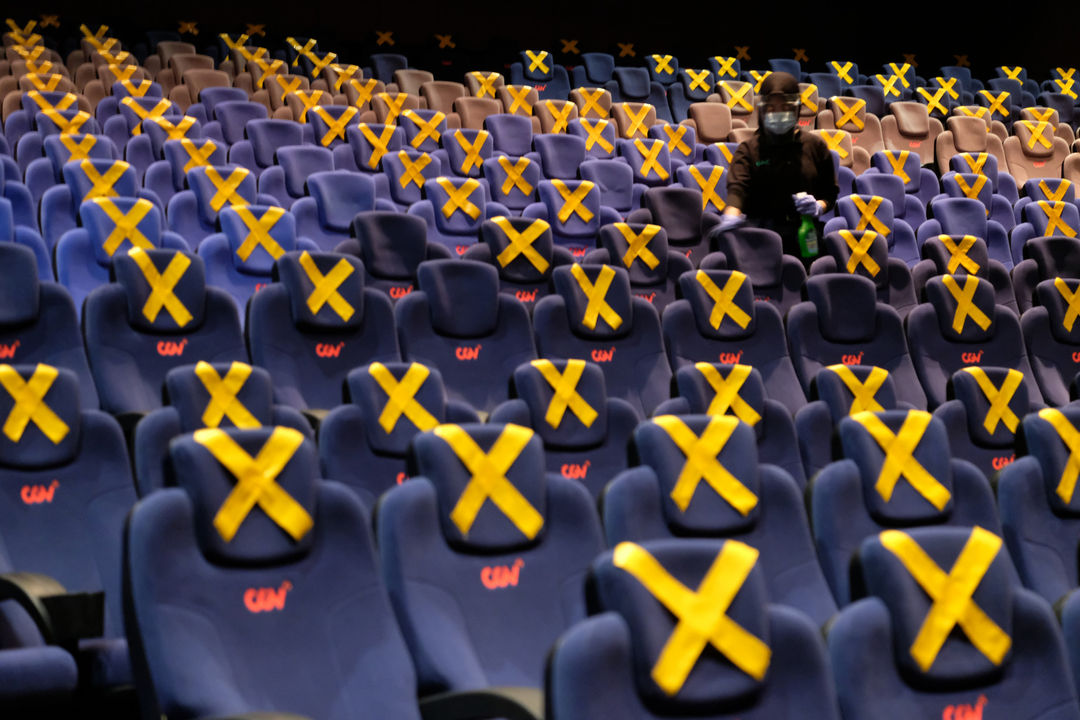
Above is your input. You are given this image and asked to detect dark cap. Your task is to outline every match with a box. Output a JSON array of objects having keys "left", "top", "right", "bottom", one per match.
[{"left": 759, "top": 71, "right": 800, "bottom": 99}]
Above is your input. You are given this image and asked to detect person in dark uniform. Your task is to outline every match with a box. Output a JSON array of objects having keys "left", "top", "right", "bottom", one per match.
[{"left": 712, "top": 71, "right": 839, "bottom": 263}]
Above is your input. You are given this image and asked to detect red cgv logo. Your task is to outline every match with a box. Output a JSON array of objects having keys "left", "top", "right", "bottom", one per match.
[
  {"left": 718, "top": 350, "right": 744, "bottom": 364},
  {"left": 21, "top": 480, "right": 59, "bottom": 505},
  {"left": 244, "top": 580, "right": 292, "bottom": 613},
  {"left": 395, "top": 471, "right": 408, "bottom": 485},
  {"left": 0, "top": 340, "right": 20, "bottom": 359},
  {"left": 515, "top": 289, "right": 538, "bottom": 303},
  {"left": 961, "top": 350, "right": 984, "bottom": 364},
  {"left": 591, "top": 347, "right": 615, "bottom": 362},
  {"left": 316, "top": 342, "right": 344, "bottom": 358},
  {"left": 1033, "top": 161, "right": 1046, "bottom": 168},
  {"left": 798, "top": 118, "right": 812, "bottom": 127},
  {"left": 561, "top": 460, "right": 591, "bottom": 480},
  {"left": 481, "top": 558, "right": 524, "bottom": 590},
  {"left": 684, "top": 249, "right": 693, "bottom": 258},
  {"left": 389, "top": 285, "right": 413, "bottom": 299},
  {"left": 992, "top": 455, "right": 1015, "bottom": 470},
  {"left": 942, "top": 695, "right": 986, "bottom": 720},
  {"left": 254, "top": 282, "right": 268, "bottom": 292},
  {"left": 534, "top": 84, "right": 547, "bottom": 91},
  {"left": 909, "top": 141, "right": 922, "bottom": 148},
  {"left": 1073, "top": 351, "right": 1080, "bottom": 363},
  {"left": 635, "top": 292, "right": 657, "bottom": 304},
  {"left": 456, "top": 345, "right": 482, "bottom": 361},
  {"left": 841, "top": 352, "right": 864, "bottom": 365},
  {"left": 156, "top": 339, "right": 188, "bottom": 357},
  {"left": 571, "top": 247, "right": 588, "bottom": 257},
  {"left": 455, "top": 245, "right": 469, "bottom": 256}
]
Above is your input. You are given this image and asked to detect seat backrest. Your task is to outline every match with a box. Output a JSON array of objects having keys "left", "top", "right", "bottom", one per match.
[
  {"left": 186, "top": 165, "right": 257, "bottom": 228},
  {"left": 566, "top": 118, "right": 616, "bottom": 159}
]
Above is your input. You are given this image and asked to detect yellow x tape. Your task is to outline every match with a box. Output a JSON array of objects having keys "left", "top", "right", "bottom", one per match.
[
  {"left": 531, "top": 359, "right": 597, "bottom": 428},
  {"left": 194, "top": 361, "right": 260, "bottom": 429},
  {"left": 827, "top": 364, "right": 887, "bottom": 414},
  {"left": 128, "top": 247, "right": 193, "bottom": 327},
  {"left": 0, "top": 364, "right": 68, "bottom": 444},
  {"left": 852, "top": 411, "right": 951, "bottom": 510},
  {"left": 492, "top": 216, "right": 548, "bottom": 272},
  {"left": 369, "top": 362, "right": 438, "bottom": 434},
  {"left": 299, "top": 251, "right": 354, "bottom": 321},
  {"left": 961, "top": 367, "right": 1022, "bottom": 435},
  {"left": 570, "top": 264, "right": 622, "bottom": 330},
  {"left": 697, "top": 270, "right": 750, "bottom": 329},
  {"left": 654, "top": 414, "right": 758, "bottom": 514},
  {"left": 694, "top": 363, "right": 761, "bottom": 426}
]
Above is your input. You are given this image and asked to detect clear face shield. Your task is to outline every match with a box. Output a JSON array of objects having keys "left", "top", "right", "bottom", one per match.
[{"left": 759, "top": 92, "right": 801, "bottom": 135}]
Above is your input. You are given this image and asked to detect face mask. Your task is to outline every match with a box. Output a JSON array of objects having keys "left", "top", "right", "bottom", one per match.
[{"left": 763, "top": 110, "right": 796, "bottom": 135}]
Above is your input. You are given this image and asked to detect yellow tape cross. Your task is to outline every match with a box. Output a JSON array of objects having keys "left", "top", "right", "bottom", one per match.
[
  {"left": 651, "top": 54, "right": 675, "bottom": 75},
  {"left": 402, "top": 109, "right": 444, "bottom": 148},
  {"left": 571, "top": 264, "right": 622, "bottom": 330},
  {"left": 27, "top": 73, "right": 61, "bottom": 92},
  {"left": 939, "top": 235, "right": 980, "bottom": 274},
  {"left": 254, "top": 58, "right": 284, "bottom": 89},
  {"left": 299, "top": 251, "right": 354, "bottom": 321},
  {"left": 820, "top": 130, "right": 848, "bottom": 159},
  {"left": 561, "top": 39, "right": 579, "bottom": 54},
  {"left": 688, "top": 165, "right": 725, "bottom": 211},
  {"left": 979, "top": 90, "right": 1009, "bottom": 118},
  {"left": 41, "top": 109, "right": 89, "bottom": 136},
  {"left": 1055, "top": 77, "right": 1078, "bottom": 99},
  {"left": 839, "top": 230, "right": 880, "bottom": 277},
  {"left": 307, "top": 52, "right": 336, "bottom": 78},
  {"left": 662, "top": 124, "right": 692, "bottom": 158},
  {"left": 218, "top": 33, "right": 249, "bottom": 51},
  {"left": 1020, "top": 120, "right": 1052, "bottom": 150},
  {"left": 348, "top": 78, "right": 379, "bottom": 108},
  {"left": 686, "top": 69, "right": 711, "bottom": 92},
  {"left": 6, "top": 18, "right": 35, "bottom": 36},
  {"left": 369, "top": 362, "right": 438, "bottom": 434},
  {"left": 612, "top": 540, "right": 770, "bottom": 694},
  {"left": 1027, "top": 107, "right": 1056, "bottom": 124},
  {"left": 377, "top": 92, "right": 408, "bottom": 123},
  {"left": 694, "top": 363, "right": 761, "bottom": 426},
  {"left": 359, "top": 124, "right": 396, "bottom": 169},
  {"left": 853, "top": 411, "right": 951, "bottom": 510},
  {"left": 654, "top": 414, "right": 758, "bottom": 514},
  {"left": 544, "top": 101, "right": 574, "bottom": 133},
  {"left": 438, "top": 423, "right": 543, "bottom": 538},
  {"left": 436, "top": 178, "right": 482, "bottom": 220},
  {"left": 800, "top": 84, "right": 819, "bottom": 113},
  {"left": 942, "top": 274, "right": 991, "bottom": 333},
  {"left": 196, "top": 426, "right": 312, "bottom": 543},
  {"left": 273, "top": 74, "right": 302, "bottom": 99},
  {"left": 121, "top": 96, "right": 172, "bottom": 135},
  {"left": 917, "top": 87, "right": 949, "bottom": 116},
  {"left": 59, "top": 134, "right": 96, "bottom": 161},
  {"left": 580, "top": 119, "right": 613, "bottom": 153},
  {"left": 633, "top": 139, "right": 669, "bottom": 180},
  {"left": 614, "top": 223, "right": 661, "bottom": 270},
  {"left": 79, "top": 160, "right": 128, "bottom": 202},
  {"left": 454, "top": 130, "right": 489, "bottom": 174},
  {"left": 714, "top": 56, "right": 738, "bottom": 78},
  {"left": 312, "top": 106, "right": 358, "bottom": 146},
  {"left": 376, "top": 31, "right": 394, "bottom": 46},
  {"left": 1056, "top": 277, "right": 1080, "bottom": 331},
  {"left": 330, "top": 64, "right": 360, "bottom": 92},
  {"left": 932, "top": 76, "right": 959, "bottom": 100},
  {"left": 178, "top": 139, "right": 217, "bottom": 173},
  {"left": 853, "top": 195, "right": 889, "bottom": 235},
  {"left": 28, "top": 90, "right": 74, "bottom": 113},
  {"left": 833, "top": 97, "right": 865, "bottom": 130},
  {"left": 831, "top": 61, "right": 854, "bottom": 84},
  {"left": 531, "top": 359, "right": 597, "bottom": 428},
  {"left": 496, "top": 157, "right": 534, "bottom": 197},
  {"left": 1000, "top": 66, "right": 1023, "bottom": 81},
  {"left": 504, "top": 85, "right": 534, "bottom": 115},
  {"left": 697, "top": 270, "right": 750, "bottom": 329},
  {"left": 0, "top": 364, "right": 69, "bottom": 444},
  {"left": 1039, "top": 179, "right": 1072, "bottom": 204},
  {"left": 1038, "top": 201, "right": 1078, "bottom": 237},
  {"left": 750, "top": 70, "right": 771, "bottom": 93},
  {"left": 292, "top": 90, "right": 325, "bottom": 122},
  {"left": 827, "top": 364, "right": 887, "bottom": 414},
  {"left": 962, "top": 367, "right": 1022, "bottom": 435},
  {"left": 884, "top": 151, "right": 912, "bottom": 184},
  {"left": 96, "top": 198, "right": 154, "bottom": 256},
  {"left": 621, "top": 103, "right": 652, "bottom": 138},
  {"left": 876, "top": 74, "right": 901, "bottom": 97},
  {"left": 960, "top": 153, "right": 989, "bottom": 176},
  {"left": 397, "top": 152, "right": 431, "bottom": 190},
  {"left": 232, "top": 206, "right": 286, "bottom": 261},
  {"left": 471, "top": 71, "right": 500, "bottom": 98},
  {"left": 205, "top": 167, "right": 249, "bottom": 212},
  {"left": 128, "top": 247, "right": 194, "bottom": 327},
  {"left": 880, "top": 526, "right": 1010, "bottom": 672},
  {"left": 958, "top": 107, "right": 991, "bottom": 126},
  {"left": 1039, "top": 408, "right": 1080, "bottom": 503},
  {"left": 493, "top": 216, "right": 548, "bottom": 272},
  {"left": 194, "top": 361, "right": 260, "bottom": 429},
  {"left": 552, "top": 179, "right": 595, "bottom": 223},
  {"left": 721, "top": 82, "right": 752, "bottom": 112},
  {"left": 889, "top": 63, "right": 912, "bottom": 88},
  {"left": 526, "top": 50, "right": 549, "bottom": 74},
  {"left": 286, "top": 37, "right": 317, "bottom": 66},
  {"left": 954, "top": 174, "right": 988, "bottom": 204},
  {"left": 149, "top": 116, "right": 197, "bottom": 143}
]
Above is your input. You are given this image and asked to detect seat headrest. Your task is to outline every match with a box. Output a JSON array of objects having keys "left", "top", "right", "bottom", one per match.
[
  {"left": 79, "top": 197, "right": 165, "bottom": 269},
  {"left": 351, "top": 211, "right": 428, "bottom": 280},
  {"left": 612, "top": 67, "right": 652, "bottom": 99},
  {"left": 620, "top": 137, "right": 671, "bottom": 184},
  {"left": 552, "top": 264, "right": 634, "bottom": 339},
  {"left": 890, "top": 102, "right": 931, "bottom": 136},
  {"left": 169, "top": 427, "right": 319, "bottom": 565},
  {"left": 411, "top": 423, "right": 548, "bottom": 552},
  {"left": 870, "top": 149, "right": 922, "bottom": 194},
  {"left": 113, "top": 248, "right": 207, "bottom": 332},
  {"left": 213, "top": 101, "right": 268, "bottom": 145},
  {"left": 484, "top": 113, "right": 533, "bottom": 156},
  {"left": 673, "top": 364, "right": 766, "bottom": 432},
  {"left": 838, "top": 410, "right": 955, "bottom": 524},
  {"left": 443, "top": 128, "right": 492, "bottom": 179},
  {"left": 165, "top": 361, "right": 276, "bottom": 432},
  {"left": 512, "top": 359, "right": 608, "bottom": 448},
  {"left": 186, "top": 165, "right": 257, "bottom": 227},
  {"left": 859, "top": 525, "right": 1014, "bottom": 688},
  {"left": 838, "top": 194, "right": 895, "bottom": 239},
  {"left": 948, "top": 151, "right": 998, "bottom": 180},
  {"left": 1023, "top": 178, "right": 1076, "bottom": 206},
  {"left": 275, "top": 251, "right": 366, "bottom": 332},
  {"left": 591, "top": 539, "right": 770, "bottom": 709},
  {"left": 581, "top": 54, "right": 615, "bottom": 84},
  {"left": 944, "top": 173, "right": 993, "bottom": 215},
  {"left": 219, "top": 205, "right": 297, "bottom": 275},
  {"left": 947, "top": 117, "right": 991, "bottom": 153},
  {"left": 346, "top": 123, "right": 404, "bottom": 171},
  {"left": 1037, "top": 277, "right": 1080, "bottom": 344},
  {"left": 417, "top": 259, "right": 500, "bottom": 337},
  {"left": 276, "top": 145, "right": 333, "bottom": 199},
  {"left": 162, "top": 138, "right": 225, "bottom": 192},
  {"left": 923, "top": 275, "right": 996, "bottom": 342},
  {"left": 533, "top": 134, "right": 587, "bottom": 180},
  {"left": 933, "top": 197, "right": 989, "bottom": 237},
  {"left": 645, "top": 187, "right": 703, "bottom": 244},
  {"left": 567, "top": 118, "right": 617, "bottom": 159},
  {"left": 479, "top": 216, "right": 555, "bottom": 283},
  {"left": 805, "top": 274, "right": 880, "bottom": 343},
  {"left": 307, "top": 171, "right": 375, "bottom": 233},
  {"left": 854, "top": 174, "right": 905, "bottom": 214},
  {"left": 520, "top": 50, "right": 554, "bottom": 82},
  {"left": 812, "top": 364, "right": 900, "bottom": 422},
  {"left": 1024, "top": 237, "right": 1080, "bottom": 279},
  {"left": 245, "top": 119, "right": 304, "bottom": 168},
  {"left": 822, "top": 230, "right": 890, "bottom": 290},
  {"left": 0, "top": 364, "right": 81, "bottom": 468},
  {"left": 636, "top": 415, "right": 761, "bottom": 535},
  {"left": 347, "top": 362, "right": 448, "bottom": 456},
  {"left": 43, "top": 133, "right": 116, "bottom": 173},
  {"left": 423, "top": 176, "right": 486, "bottom": 235},
  {"left": 400, "top": 108, "right": 448, "bottom": 153},
  {"left": 678, "top": 269, "right": 757, "bottom": 340},
  {"left": 710, "top": 227, "right": 783, "bottom": 287},
  {"left": 597, "top": 223, "right": 669, "bottom": 284},
  {"left": 949, "top": 367, "right": 1028, "bottom": 448},
  {"left": 921, "top": 235, "right": 990, "bottom": 280},
  {"left": 0, "top": 243, "right": 40, "bottom": 325},
  {"left": 1021, "top": 407, "right": 1080, "bottom": 517},
  {"left": 1025, "top": 200, "right": 1080, "bottom": 239},
  {"left": 538, "top": 179, "right": 602, "bottom": 237},
  {"left": 61, "top": 159, "right": 137, "bottom": 205}
]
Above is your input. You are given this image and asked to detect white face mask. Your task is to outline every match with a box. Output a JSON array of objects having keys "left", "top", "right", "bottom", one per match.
[{"left": 763, "top": 110, "right": 797, "bottom": 135}]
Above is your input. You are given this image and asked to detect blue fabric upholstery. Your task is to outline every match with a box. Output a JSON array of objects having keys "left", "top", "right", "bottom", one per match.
[
  {"left": 584, "top": 223, "right": 693, "bottom": 314},
  {"left": 1022, "top": 277, "right": 1080, "bottom": 406},
  {"left": 339, "top": 211, "right": 452, "bottom": 302},
  {"left": 809, "top": 230, "right": 918, "bottom": 318},
  {"left": 462, "top": 217, "right": 573, "bottom": 311},
  {"left": 708, "top": 227, "right": 807, "bottom": 314}
]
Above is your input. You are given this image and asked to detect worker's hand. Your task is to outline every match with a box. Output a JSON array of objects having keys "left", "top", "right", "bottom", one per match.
[
  {"left": 794, "top": 193, "right": 823, "bottom": 217},
  {"left": 714, "top": 213, "right": 745, "bottom": 233}
]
